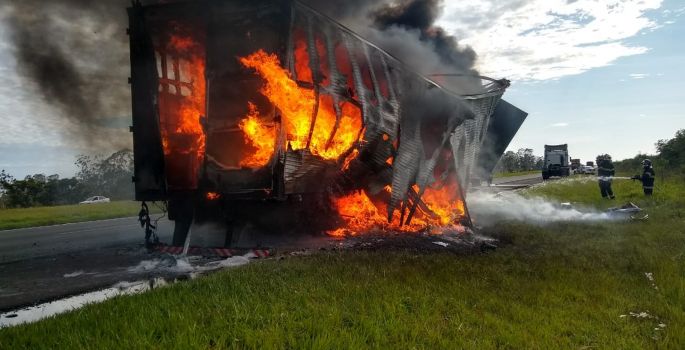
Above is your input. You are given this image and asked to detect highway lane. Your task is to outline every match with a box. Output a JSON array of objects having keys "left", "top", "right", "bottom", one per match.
[
  {"left": 491, "top": 172, "right": 543, "bottom": 186},
  {"left": 0, "top": 217, "right": 173, "bottom": 263}
]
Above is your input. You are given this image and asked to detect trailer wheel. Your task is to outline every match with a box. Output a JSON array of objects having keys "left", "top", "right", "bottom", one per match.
[
  {"left": 172, "top": 216, "right": 193, "bottom": 246},
  {"left": 542, "top": 172, "right": 549, "bottom": 180},
  {"left": 168, "top": 196, "right": 195, "bottom": 247},
  {"left": 224, "top": 219, "right": 246, "bottom": 247}
]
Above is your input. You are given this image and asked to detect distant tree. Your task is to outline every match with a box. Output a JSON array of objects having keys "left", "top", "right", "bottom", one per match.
[
  {"left": 0, "top": 172, "right": 48, "bottom": 208},
  {"left": 517, "top": 148, "right": 537, "bottom": 171},
  {"left": 534, "top": 156, "right": 544, "bottom": 170},
  {"left": 656, "top": 129, "right": 685, "bottom": 171},
  {"left": 614, "top": 153, "right": 651, "bottom": 175},
  {"left": 499, "top": 151, "right": 519, "bottom": 173},
  {"left": 0, "top": 170, "right": 13, "bottom": 208},
  {"left": 31, "top": 174, "right": 46, "bottom": 183},
  {"left": 0, "top": 149, "right": 133, "bottom": 208},
  {"left": 76, "top": 149, "right": 134, "bottom": 200}
]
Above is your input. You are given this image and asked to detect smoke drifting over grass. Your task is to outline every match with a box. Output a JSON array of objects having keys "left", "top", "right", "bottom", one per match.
[{"left": 468, "top": 191, "right": 614, "bottom": 226}]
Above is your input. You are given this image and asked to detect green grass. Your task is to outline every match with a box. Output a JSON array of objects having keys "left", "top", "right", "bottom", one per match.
[
  {"left": 1, "top": 178, "right": 684, "bottom": 349},
  {"left": 493, "top": 170, "right": 539, "bottom": 178},
  {"left": 525, "top": 174, "right": 684, "bottom": 210},
  {"left": 0, "top": 201, "right": 151, "bottom": 230}
]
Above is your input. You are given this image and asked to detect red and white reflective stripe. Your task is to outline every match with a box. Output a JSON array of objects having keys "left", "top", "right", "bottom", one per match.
[
  {"left": 152, "top": 245, "right": 270, "bottom": 258},
  {"left": 252, "top": 249, "right": 270, "bottom": 258},
  {"left": 213, "top": 248, "right": 234, "bottom": 257},
  {"left": 155, "top": 246, "right": 184, "bottom": 254}
]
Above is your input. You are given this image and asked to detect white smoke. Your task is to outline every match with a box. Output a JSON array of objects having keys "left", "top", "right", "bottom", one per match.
[{"left": 467, "top": 191, "right": 614, "bottom": 226}]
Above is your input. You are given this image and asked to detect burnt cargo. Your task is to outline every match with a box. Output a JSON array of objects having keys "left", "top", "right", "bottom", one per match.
[{"left": 127, "top": 0, "right": 523, "bottom": 245}]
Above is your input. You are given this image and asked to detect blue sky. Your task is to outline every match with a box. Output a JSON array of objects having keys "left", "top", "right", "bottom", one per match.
[
  {"left": 0, "top": 0, "right": 683, "bottom": 178},
  {"left": 440, "top": 0, "right": 685, "bottom": 163},
  {"left": 503, "top": 1, "right": 685, "bottom": 163}
]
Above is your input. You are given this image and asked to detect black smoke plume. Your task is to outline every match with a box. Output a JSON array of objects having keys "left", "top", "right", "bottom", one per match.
[
  {"left": 373, "top": 0, "right": 477, "bottom": 73},
  {"left": 305, "top": 0, "right": 478, "bottom": 76},
  {"left": 5, "top": 0, "right": 131, "bottom": 149}
]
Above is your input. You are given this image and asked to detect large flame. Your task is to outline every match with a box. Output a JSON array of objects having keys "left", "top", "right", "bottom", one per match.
[
  {"left": 328, "top": 182, "right": 465, "bottom": 237},
  {"left": 157, "top": 34, "right": 206, "bottom": 189},
  {"left": 421, "top": 182, "right": 466, "bottom": 226},
  {"left": 161, "top": 35, "right": 206, "bottom": 157},
  {"left": 238, "top": 102, "right": 277, "bottom": 168},
  {"left": 237, "top": 49, "right": 362, "bottom": 167}
]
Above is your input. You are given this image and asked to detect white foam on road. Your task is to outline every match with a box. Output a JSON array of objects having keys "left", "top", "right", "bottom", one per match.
[
  {"left": 0, "top": 281, "right": 150, "bottom": 328},
  {"left": 62, "top": 271, "right": 85, "bottom": 278},
  {"left": 1, "top": 254, "right": 255, "bottom": 328}
]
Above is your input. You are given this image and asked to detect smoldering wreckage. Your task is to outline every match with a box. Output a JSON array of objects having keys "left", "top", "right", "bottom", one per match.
[{"left": 127, "top": 0, "right": 529, "bottom": 253}]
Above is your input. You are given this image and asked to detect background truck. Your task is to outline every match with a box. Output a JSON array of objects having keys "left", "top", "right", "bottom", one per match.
[
  {"left": 570, "top": 158, "right": 581, "bottom": 173},
  {"left": 542, "top": 144, "right": 570, "bottom": 180}
]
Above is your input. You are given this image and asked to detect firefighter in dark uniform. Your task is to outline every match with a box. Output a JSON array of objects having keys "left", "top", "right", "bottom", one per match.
[
  {"left": 596, "top": 154, "right": 615, "bottom": 199},
  {"left": 632, "top": 159, "right": 655, "bottom": 195}
]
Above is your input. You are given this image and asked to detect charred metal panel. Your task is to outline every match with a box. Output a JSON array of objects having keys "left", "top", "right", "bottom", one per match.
[
  {"left": 283, "top": 150, "right": 335, "bottom": 194},
  {"left": 449, "top": 90, "right": 507, "bottom": 193},
  {"left": 128, "top": 2, "right": 167, "bottom": 201},
  {"left": 474, "top": 99, "right": 529, "bottom": 183}
]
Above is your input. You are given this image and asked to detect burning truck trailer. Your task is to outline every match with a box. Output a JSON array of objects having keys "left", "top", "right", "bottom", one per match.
[{"left": 128, "top": 0, "right": 526, "bottom": 248}]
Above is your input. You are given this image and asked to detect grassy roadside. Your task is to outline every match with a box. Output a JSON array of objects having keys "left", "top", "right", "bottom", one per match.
[
  {"left": 1, "top": 178, "right": 684, "bottom": 349},
  {"left": 0, "top": 201, "right": 154, "bottom": 231},
  {"left": 493, "top": 170, "right": 539, "bottom": 178}
]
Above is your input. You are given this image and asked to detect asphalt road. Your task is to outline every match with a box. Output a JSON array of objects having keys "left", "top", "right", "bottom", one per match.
[
  {"left": 0, "top": 217, "right": 174, "bottom": 311},
  {"left": 0, "top": 217, "right": 172, "bottom": 264},
  {"left": 491, "top": 172, "right": 543, "bottom": 186}
]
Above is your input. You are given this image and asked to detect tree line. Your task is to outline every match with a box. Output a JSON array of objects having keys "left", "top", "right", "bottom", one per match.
[
  {"left": 614, "top": 129, "right": 685, "bottom": 176},
  {"left": 494, "top": 148, "right": 544, "bottom": 173},
  {"left": 0, "top": 150, "right": 134, "bottom": 209}
]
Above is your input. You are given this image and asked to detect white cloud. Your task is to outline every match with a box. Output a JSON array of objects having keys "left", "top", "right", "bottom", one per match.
[
  {"left": 550, "top": 122, "right": 569, "bottom": 127},
  {"left": 438, "top": 0, "right": 663, "bottom": 81},
  {"left": 629, "top": 73, "right": 650, "bottom": 79}
]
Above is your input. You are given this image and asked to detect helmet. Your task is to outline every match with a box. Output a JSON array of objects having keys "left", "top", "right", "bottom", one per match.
[{"left": 642, "top": 159, "right": 652, "bottom": 167}]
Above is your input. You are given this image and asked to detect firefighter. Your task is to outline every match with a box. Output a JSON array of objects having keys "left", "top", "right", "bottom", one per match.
[
  {"left": 596, "top": 154, "right": 615, "bottom": 199},
  {"left": 631, "top": 159, "right": 656, "bottom": 195}
]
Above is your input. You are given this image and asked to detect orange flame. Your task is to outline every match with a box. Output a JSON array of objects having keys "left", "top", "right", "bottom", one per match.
[
  {"left": 328, "top": 181, "right": 465, "bottom": 237},
  {"left": 237, "top": 49, "right": 362, "bottom": 167},
  {"left": 206, "top": 192, "right": 220, "bottom": 200},
  {"left": 421, "top": 183, "right": 466, "bottom": 226},
  {"left": 162, "top": 35, "right": 206, "bottom": 157},
  {"left": 157, "top": 33, "right": 206, "bottom": 189},
  {"left": 341, "top": 149, "right": 360, "bottom": 171},
  {"left": 238, "top": 102, "right": 277, "bottom": 168}
]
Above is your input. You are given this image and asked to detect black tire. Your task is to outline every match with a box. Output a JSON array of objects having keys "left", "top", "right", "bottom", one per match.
[
  {"left": 168, "top": 196, "right": 195, "bottom": 246},
  {"left": 172, "top": 216, "right": 192, "bottom": 246},
  {"left": 542, "top": 172, "right": 549, "bottom": 180},
  {"left": 224, "top": 219, "right": 247, "bottom": 248}
]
